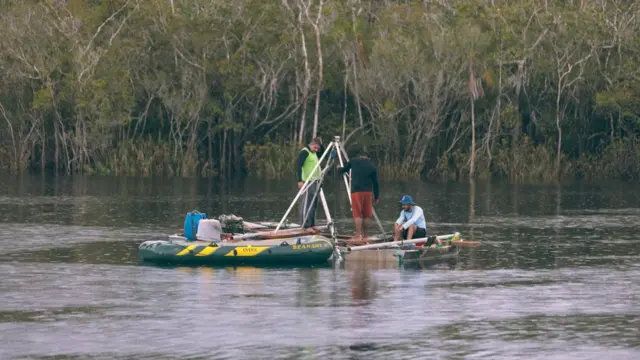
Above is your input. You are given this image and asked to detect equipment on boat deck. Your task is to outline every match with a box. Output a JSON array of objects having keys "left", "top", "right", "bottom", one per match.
[
  {"left": 195, "top": 219, "right": 223, "bottom": 242},
  {"left": 219, "top": 214, "right": 245, "bottom": 234},
  {"left": 183, "top": 211, "right": 207, "bottom": 241}
]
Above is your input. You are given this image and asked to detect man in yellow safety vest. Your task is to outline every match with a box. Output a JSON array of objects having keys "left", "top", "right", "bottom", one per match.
[{"left": 296, "top": 137, "right": 325, "bottom": 231}]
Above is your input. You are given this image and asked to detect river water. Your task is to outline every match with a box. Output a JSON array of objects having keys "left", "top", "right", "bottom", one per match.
[{"left": 1, "top": 175, "right": 639, "bottom": 359}]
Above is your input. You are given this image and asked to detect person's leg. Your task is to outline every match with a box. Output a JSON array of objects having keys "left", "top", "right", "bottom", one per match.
[
  {"left": 393, "top": 224, "right": 402, "bottom": 241},
  {"left": 307, "top": 182, "right": 318, "bottom": 229},
  {"left": 361, "top": 192, "right": 373, "bottom": 240},
  {"left": 414, "top": 227, "right": 427, "bottom": 245},
  {"left": 406, "top": 225, "right": 416, "bottom": 239},
  {"left": 362, "top": 218, "right": 369, "bottom": 240},
  {"left": 354, "top": 218, "right": 363, "bottom": 239},
  {"left": 301, "top": 181, "right": 317, "bottom": 229},
  {"left": 309, "top": 182, "right": 320, "bottom": 230},
  {"left": 300, "top": 184, "right": 309, "bottom": 228},
  {"left": 352, "top": 192, "right": 363, "bottom": 239}
]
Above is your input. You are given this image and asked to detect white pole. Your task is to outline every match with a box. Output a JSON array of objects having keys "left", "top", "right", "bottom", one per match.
[
  {"left": 275, "top": 141, "right": 335, "bottom": 232},
  {"left": 346, "top": 233, "right": 460, "bottom": 252},
  {"left": 338, "top": 146, "right": 352, "bottom": 193},
  {"left": 300, "top": 160, "right": 334, "bottom": 228},
  {"left": 335, "top": 145, "right": 352, "bottom": 206},
  {"left": 319, "top": 189, "right": 332, "bottom": 226},
  {"left": 320, "top": 188, "right": 343, "bottom": 262},
  {"left": 231, "top": 224, "right": 330, "bottom": 241}
]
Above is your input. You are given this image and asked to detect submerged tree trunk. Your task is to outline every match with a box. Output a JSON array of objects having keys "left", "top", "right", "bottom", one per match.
[
  {"left": 309, "top": 0, "right": 324, "bottom": 139},
  {"left": 207, "top": 124, "right": 213, "bottom": 174},
  {"left": 352, "top": 5, "right": 364, "bottom": 129},
  {"left": 341, "top": 52, "right": 348, "bottom": 139},
  {"left": 221, "top": 129, "right": 227, "bottom": 177},
  {"left": 297, "top": 2, "right": 310, "bottom": 144},
  {"left": 467, "top": 61, "right": 482, "bottom": 182},
  {"left": 555, "top": 88, "right": 562, "bottom": 177},
  {"left": 470, "top": 99, "right": 476, "bottom": 181},
  {"left": 41, "top": 121, "right": 46, "bottom": 171}
]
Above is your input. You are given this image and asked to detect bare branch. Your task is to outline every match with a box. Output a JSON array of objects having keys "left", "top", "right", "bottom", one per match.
[
  {"left": 82, "top": 0, "right": 132, "bottom": 56},
  {"left": 174, "top": 46, "right": 205, "bottom": 71}
]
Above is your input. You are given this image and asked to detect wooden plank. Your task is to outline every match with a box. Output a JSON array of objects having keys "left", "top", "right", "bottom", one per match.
[
  {"left": 256, "top": 221, "right": 301, "bottom": 228},
  {"left": 244, "top": 221, "right": 321, "bottom": 231},
  {"left": 254, "top": 228, "right": 318, "bottom": 239},
  {"left": 242, "top": 221, "right": 271, "bottom": 230},
  {"left": 335, "top": 234, "right": 392, "bottom": 247}
]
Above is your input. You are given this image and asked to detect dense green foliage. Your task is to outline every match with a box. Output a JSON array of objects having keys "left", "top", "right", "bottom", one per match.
[{"left": 2, "top": 0, "right": 640, "bottom": 182}]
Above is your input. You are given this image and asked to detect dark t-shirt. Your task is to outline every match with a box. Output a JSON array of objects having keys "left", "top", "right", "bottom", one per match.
[{"left": 339, "top": 157, "right": 380, "bottom": 200}]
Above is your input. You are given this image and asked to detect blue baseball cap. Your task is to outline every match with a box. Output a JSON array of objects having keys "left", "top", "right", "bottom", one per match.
[{"left": 399, "top": 195, "right": 415, "bottom": 205}]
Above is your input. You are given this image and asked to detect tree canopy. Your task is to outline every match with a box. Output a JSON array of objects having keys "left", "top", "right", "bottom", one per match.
[{"left": 2, "top": 0, "right": 640, "bottom": 182}]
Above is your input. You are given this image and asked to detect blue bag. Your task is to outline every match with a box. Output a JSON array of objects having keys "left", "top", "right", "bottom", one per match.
[{"left": 184, "top": 211, "right": 207, "bottom": 241}]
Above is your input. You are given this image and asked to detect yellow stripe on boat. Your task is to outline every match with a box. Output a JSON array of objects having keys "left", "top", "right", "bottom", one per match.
[
  {"left": 176, "top": 245, "right": 197, "bottom": 256},
  {"left": 195, "top": 246, "right": 219, "bottom": 256},
  {"left": 225, "top": 246, "right": 269, "bottom": 257}
]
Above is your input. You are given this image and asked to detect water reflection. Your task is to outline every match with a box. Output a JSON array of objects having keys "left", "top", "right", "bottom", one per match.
[
  {"left": 350, "top": 267, "right": 378, "bottom": 305},
  {"left": 296, "top": 269, "right": 322, "bottom": 308}
]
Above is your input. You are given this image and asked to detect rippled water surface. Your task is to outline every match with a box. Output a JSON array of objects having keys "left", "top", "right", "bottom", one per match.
[{"left": 1, "top": 175, "right": 639, "bottom": 359}]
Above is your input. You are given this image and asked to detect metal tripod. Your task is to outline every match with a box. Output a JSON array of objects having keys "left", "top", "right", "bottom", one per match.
[{"left": 275, "top": 135, "right": 385, "bottom": 235}]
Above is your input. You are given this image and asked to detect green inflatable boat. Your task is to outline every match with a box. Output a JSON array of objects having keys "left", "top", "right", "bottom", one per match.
[{"left": 138, "top": 235, "right": 334, "bottom": 266}]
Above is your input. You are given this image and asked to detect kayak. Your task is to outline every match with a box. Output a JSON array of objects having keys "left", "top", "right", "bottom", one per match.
[
  {"left": 138, "top": 235, "right": 334, "bottom": 266},
  {"left": 335, "top": 232, "right": 479, "bottom": 248},
  {"left": 397, "top": 244, "right": 460, "bottom": 263},
  {"left": 337, "top": 244, "right": 459, "bottom": 265},
  {"left": 333, "top": 232, "right": 467, "bottom": 268}
]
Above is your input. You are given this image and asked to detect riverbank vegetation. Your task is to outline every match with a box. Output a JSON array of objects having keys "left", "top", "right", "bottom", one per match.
[{"left": 1, "top": 0, "right": 640, "bottom": 182}]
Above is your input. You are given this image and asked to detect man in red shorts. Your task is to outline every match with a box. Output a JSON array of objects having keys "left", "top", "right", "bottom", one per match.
[{"left": 339, "top": 150, "right": 380, "bottom": 241}]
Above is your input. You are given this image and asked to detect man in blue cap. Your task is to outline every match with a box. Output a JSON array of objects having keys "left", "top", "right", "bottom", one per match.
[{"left": 393, "top": 195, "right": 428, "bottom": 242}]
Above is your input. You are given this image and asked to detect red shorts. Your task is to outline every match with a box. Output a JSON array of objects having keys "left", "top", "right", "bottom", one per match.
[{"left": 351, "top": 191, "right": 373, "bottom": 218}]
